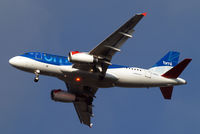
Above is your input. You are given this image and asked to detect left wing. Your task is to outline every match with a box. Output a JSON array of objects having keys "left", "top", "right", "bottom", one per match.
[
  {"left": 66, "top": 83, "right": 98, "bottom": 127},
  {"left": 73, "top": 101, "right": 93, "bottom": 127}
]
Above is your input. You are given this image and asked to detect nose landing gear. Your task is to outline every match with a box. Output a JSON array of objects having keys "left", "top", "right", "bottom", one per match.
[
  {"left": 34, "top": 70, "right": 40, "bottom": 82},
  {"left": 34, "top": 77, "right": 39, "bottom": 82}
]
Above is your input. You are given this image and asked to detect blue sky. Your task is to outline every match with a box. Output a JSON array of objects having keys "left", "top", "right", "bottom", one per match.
[{"left": 1, "top": 0, "right": 200, "bottom": 133}]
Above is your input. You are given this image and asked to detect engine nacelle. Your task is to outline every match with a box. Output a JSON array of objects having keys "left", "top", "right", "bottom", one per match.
[
  {"left": 51, "top": 89, "right": 76, "bottom": 103},
  {"left": 68, "top": 51, "right": 98, "bottom": 64}
]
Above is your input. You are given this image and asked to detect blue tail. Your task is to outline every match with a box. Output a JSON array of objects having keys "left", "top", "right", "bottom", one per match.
[
  {"left": 149, "top": 51, "right": 180, "bottom": 75},
  {"left": 152, "top": 51, "right": 180, "bottom": 67}
]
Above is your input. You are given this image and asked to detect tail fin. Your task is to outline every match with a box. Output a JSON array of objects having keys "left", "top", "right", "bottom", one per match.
[
  {"left": 162, "top": 58, "right": 192, "bottom": 78},
  {"left": 149, "top": 51, "right": 180, "bottom": 75}
]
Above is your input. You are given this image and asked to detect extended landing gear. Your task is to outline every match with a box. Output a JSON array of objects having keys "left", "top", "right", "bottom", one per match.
[
  {"left": 89, "top": 123, "right": 93, "bottom": 128},
  {"left": 34, "top": 77, "right": 39, "bottom": 82},
  {"left": 34, "top": 70, "right": 40, "bottom": 82}
]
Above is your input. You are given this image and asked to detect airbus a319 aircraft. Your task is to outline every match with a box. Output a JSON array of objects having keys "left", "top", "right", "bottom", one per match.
[{"left": 9, "top": 12, "right": 192, "bottom": 127}]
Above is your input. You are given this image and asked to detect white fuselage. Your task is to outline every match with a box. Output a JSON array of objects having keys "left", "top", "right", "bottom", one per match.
[{"left": 9, "top": 56, "right": 186, "bottom": 88}]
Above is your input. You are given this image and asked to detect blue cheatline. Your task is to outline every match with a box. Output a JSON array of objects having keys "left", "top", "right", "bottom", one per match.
[
  {"left": 21, "top": 52, "right": 72, "bottom": 66},
  {"left": 20, "top": 52, "right": 127, "bottom": 68}
]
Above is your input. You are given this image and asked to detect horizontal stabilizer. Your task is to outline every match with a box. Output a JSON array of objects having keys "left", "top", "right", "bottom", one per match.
[
  {"left": 162, "top": 58, "right": 192, "bottom": 79},
  {"left": 160, "top": 86, "right": 173, "bottom": 99}
]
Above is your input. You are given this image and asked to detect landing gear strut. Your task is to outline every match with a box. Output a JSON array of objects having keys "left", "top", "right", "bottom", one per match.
[{"left": 34, "top": 70, "right": 40, "bottom": 82}]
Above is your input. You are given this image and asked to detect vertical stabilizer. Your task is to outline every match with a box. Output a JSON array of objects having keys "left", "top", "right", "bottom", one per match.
[{"left": 149, "top": 51, "right": 180, "bottom": 75}]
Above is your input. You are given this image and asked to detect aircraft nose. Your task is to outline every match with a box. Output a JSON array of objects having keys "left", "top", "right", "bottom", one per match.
[
  {"left": 9, "top": 56, "right": 23, "bottom": 67},
  {"left": 9, "top": 57, "right": 17, "bottom": 66}
]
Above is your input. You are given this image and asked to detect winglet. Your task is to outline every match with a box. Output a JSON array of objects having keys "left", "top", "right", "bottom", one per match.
[
  {"left": 141, "top": 12, "right": 147, "bottom": 16},
  {"left": 162, "top": 58, "right": 192, "bottom": 79}
]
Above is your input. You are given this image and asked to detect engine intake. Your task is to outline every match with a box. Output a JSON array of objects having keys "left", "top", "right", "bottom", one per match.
[
  {"left": 68, "top": 51, "right": 98, "bottom": 64},
  {"left": 51, "top": 89, "right": 76, "bottom": 103}
]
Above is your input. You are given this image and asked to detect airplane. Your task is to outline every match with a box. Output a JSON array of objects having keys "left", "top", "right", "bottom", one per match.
[{"left": 9, "top": 12, "right": 192, "bottom": 128}]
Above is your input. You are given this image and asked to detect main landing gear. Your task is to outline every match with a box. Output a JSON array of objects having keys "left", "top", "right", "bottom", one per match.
[
  {"left": 34, "top": 70, "right": 40, "bottom": 82},
  {"left": 89, "top": 123, "right": 93, "bottom": 128}
]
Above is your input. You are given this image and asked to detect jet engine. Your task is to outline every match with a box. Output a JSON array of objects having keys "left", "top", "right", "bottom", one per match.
[
  {"left": 68, "top": 51, "right": 98, "bottom": 64},
  {"left": 51, "top": 89, "right": 76, "bottom": 103}
]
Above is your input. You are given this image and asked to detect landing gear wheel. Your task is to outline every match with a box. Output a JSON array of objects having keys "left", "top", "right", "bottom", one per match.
[
  {"left": 34, "top": 70, "right": 40, "bottom": 83},
  {"left": 34, "top": 77, "right": 39, "bottom": 82},
  {"left": 89, "top": 123, "right": 93, "bottom": 128}
]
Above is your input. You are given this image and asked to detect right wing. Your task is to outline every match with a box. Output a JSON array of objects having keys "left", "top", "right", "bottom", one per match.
[
  {"left": 72, "top": 13, "right": 146, "bottom": 75},
  {"left": 89, "top": 12, "right": 147, "bottom": 62}
]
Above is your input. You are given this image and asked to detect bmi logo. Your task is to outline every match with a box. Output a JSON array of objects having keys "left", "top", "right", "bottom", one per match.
[{"left": 163, "top": 61, "right": 172, "bottom": 66}]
